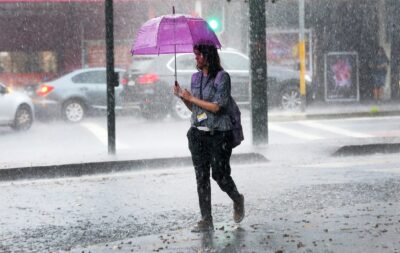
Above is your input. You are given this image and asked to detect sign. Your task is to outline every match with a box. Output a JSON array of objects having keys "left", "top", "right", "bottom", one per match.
[
  {"left": 266, "top": 29, "right": 313, "bottom": 73},
  {"left": 0, "top": 0, "right": 139, "bottom": 2},
  {"left": 324, "top": 52, "right": 359, "bottom": 101}
]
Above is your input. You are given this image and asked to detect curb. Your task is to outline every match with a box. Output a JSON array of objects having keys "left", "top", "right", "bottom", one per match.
[
  {"left": 269, "top": 109, "right": 400, "bottom": 122},
  {"left": 0, "top": 152, "right": 268, "bottom": 182},
  {"left": 333, "top": 143, "right": 400, "bottom": 156}
]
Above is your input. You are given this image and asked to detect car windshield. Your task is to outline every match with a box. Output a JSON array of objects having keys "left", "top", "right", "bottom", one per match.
[
  {"left": 220, "top": 52, "right": 250, "bottom": 71},
  {"left": 71, "top": 71, "right": 106, "bottom": 84},
  {"left": 0, "top": 83, "right": 6, "bottom": 93}
]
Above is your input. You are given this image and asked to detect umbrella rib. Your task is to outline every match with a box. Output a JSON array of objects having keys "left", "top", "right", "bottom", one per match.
[
  {"left": 187, "top": 20, "right": 195, "bottom": 48},
  {"left": 156, "top": 17, "right": 165, "bottom": 55}
]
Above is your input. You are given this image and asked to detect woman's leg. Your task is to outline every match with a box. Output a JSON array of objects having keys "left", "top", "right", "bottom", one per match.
[
  {"left": 209, "top": 131, "right": 245, "bottom": 223},
  {"left": 378, "top": 87, "right": 384, "bottom": 100},
  {"left": 373, "top": 76, "right": 380, "bottom": 100},
  {"left": 378, "top": 76, "right": 385, "bottom": 100},
  {"left": 187, "top": 128, "right": 212, "bottom": 221},
  {"left": 373, "top": 88, "right": 379, "bottom": 100},
  {"left": 209, "top": 131, "right": 241, "bottom": 203}
]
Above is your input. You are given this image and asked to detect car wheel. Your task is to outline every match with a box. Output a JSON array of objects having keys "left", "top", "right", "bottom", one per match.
[
  {"left": 11, "top": 104, "right": 33, "bottom": 131},
  {"left": 171, "top": 97, "right": 191, "bottom": 120},
  {"left": 281, "top": 86, "right": 301, "bottom": 110},
  {"left": 63, "top": 99, "right": 85, "bottom": 123}
]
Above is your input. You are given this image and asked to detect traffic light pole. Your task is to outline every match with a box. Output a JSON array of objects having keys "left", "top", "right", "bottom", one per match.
[
  {"left": 249, "top": 0, "right": 268, "bottom": 145},
  {"left": 105, "top": 0, "right": 117, "bottom": 155},
  {"left": 299, "top": 0, "right": 307, "bottom": 112}
]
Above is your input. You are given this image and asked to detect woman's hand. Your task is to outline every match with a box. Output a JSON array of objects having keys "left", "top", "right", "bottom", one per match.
[
  {"left": 173, "top": 82, "right": 182, "bottom": 97},
  {"left": 173, "top": 82, "right": 193, "bottom": 112},
  {"left": 173, "top": 82, "right": 192, "bottom": 102},
  {"left": 180, "top": 89, "right": 192, "bottom": 102}
]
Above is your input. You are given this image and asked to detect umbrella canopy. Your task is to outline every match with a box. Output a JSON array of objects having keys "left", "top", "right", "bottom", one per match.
[{"left": 131, "top": 14, "right": 221, "bottom": 55}]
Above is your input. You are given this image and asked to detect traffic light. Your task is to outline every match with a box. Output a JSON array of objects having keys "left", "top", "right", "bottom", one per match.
[
  {"left": 207, "top": 16, "right": 223, "bottom": 33},
  {"left": 205, "top": 2, "right": 224, "bottom": 34}
]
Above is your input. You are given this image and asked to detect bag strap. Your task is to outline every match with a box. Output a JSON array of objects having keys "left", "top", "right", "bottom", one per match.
[
  {"left": 214, "top": 70, "right": 225, "bottom": 87},
  {"left": 199, "top": 74, "right": 210, "bottom": 100}
]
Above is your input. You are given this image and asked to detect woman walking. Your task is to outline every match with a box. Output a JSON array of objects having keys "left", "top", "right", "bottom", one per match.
[{"left": 173, "top": 43, "right": 245, "bottom": 232}]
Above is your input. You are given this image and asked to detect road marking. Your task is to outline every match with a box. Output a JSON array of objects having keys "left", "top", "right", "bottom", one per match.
[
  {"left": 334, "top": 115, "right": 400, "bottom": 122},
  {"left": 298, "top": 121, "right": 373, "bottom": 138},
  {"left": 81, "top": 122, "right": 130, "bottom": 149},
  {"left": 269, "top": 124, "right": 322, "bottom": 140},
  {"left": 299, "top": 157, "right": 400, "bottom": 170}
]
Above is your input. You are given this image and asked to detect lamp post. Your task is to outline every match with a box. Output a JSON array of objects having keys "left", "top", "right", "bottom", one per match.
[
  {"left": 105, "top": 0, "right": 117, "bottom": 155},
  {"left": 249, "top": 0, "right": 268, "bottom": 145},
  {"left": 299, "top": 0, "right": 307, "bottom": 112}
]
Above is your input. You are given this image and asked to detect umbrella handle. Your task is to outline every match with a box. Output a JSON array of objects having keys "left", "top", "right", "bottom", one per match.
[
  {"left": 174, "top": 46, "right": 177, "bottom": 83},
  {"left": 173, "top": 6, "right": 177, "bottom": 83}
]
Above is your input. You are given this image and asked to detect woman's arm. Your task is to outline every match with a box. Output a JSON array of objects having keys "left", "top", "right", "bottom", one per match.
[
  {"left": 180, "top": 89, "right": 220, "bottom": 113},
  {"left": 181, "top": 97, "right": 193, "bottom": 111}
]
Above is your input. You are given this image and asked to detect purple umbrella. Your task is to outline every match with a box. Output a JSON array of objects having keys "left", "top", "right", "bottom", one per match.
[{"left": 131, "top": 8, "right": 221, "bottom": 82}]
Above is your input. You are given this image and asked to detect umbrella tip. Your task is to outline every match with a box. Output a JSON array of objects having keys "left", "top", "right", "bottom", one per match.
[{"left": 172, "top": 6, "right": 175, "bottom": 14}]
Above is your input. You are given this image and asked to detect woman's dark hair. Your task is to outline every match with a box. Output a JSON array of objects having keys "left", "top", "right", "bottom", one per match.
[{"left": 194, "top": 43, "right": 223, "bottom": 79}]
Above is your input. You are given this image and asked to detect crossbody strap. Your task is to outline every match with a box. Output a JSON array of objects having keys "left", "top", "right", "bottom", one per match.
[{"left": 199, "top": 73, "right": 210, "bottom": 100}]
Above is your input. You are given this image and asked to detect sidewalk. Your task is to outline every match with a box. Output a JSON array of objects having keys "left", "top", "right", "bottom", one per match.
[{"left": 63, "top": 154, "right": 400, "bottom": 253}]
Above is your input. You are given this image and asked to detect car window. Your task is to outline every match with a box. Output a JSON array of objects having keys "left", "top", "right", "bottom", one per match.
[
  {"left": 131, "top": 56, "right": 156, "bottom": 72},
  {"left": 0, "top": 83, "right": 6, "bottom": 94},
  {"left": 167, "top": 54, "right": 196, "bottom": 72},
  {"left": 72, "top": 71, "right": 106, "bottom": 84},
  {"left": 176, "top": 55, "right": 196, "bottom": 71},
  {"left": 220, "top": 52, "right": 249, "bottom": 71}
]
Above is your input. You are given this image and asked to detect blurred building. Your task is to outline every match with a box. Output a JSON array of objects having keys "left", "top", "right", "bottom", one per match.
[{"left": 0, "top": 0, "right": 215, "bottom": 87}]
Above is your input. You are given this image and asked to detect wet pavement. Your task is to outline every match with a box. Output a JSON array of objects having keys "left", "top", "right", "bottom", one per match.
[
  {"left": 1, "top": 151, "right": 400, "bottom": 253},
  {"left": 1, "top": 100, "right": 400, "bottom": 171}
]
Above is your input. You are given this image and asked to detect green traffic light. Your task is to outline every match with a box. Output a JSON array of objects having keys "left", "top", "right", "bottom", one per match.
[
  {"left": 208, "top": 19, "right": 220, "bottom": 31},
  {"left": 207, "top": 17, "right": 224, "bottom": 33}
]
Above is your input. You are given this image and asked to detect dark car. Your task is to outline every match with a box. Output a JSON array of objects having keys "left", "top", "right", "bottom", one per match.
[
  {"left": 123, "top": 49, "right": 313, "bottom": 119},
  {"left": 32, "top": 68, "right": 127, "bottom": 122}
]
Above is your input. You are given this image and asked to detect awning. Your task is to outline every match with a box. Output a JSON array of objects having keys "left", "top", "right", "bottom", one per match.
[{"left": 0, "top": 0, "right": 139, "bottom": 2}]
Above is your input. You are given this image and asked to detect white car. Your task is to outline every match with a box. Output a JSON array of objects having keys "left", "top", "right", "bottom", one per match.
[
  {"left": 33, "top": 68, "right": 127, "bottom": 123},
  {"left": 0, "top": 82, "right": 34, "bottom": 131}
]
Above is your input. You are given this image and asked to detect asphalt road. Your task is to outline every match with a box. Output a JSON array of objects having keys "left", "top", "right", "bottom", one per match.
[
  {"left": 1, "top": 113, "right": 400, "bottom": 168},
  {"left": 0, "top": 151, "right": 399, "bottom": 253}
]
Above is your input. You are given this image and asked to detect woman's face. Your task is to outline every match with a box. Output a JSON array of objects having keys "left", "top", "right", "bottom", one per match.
[{"left": 194, "top": 49, "right": 207, "bottom": 70}]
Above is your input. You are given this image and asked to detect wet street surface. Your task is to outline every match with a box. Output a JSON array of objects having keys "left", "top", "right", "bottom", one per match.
[
  {"left": 2, "top": 114, "right": 400, "bottom": 169},
  {"left": 1, "top": 151, "right": 400, "bottom": 253}
]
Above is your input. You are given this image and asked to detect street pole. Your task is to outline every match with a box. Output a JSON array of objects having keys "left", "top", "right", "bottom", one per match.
[
  {"left": 105, "top": 0, "right": 117, "bottom": 155},
  {"left": 195, "top": 0, "right": 202, "bottom": 16},
  {"left": 299, "top": 0, "right": 306, "bottom": 112},
  {"left": 249, "top": 0, "right": 268, "bottom": 145}
]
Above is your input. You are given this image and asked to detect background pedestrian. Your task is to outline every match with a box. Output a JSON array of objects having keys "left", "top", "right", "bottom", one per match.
[{"left": 372, "top": 47, "right": 389, "bottom": 101}]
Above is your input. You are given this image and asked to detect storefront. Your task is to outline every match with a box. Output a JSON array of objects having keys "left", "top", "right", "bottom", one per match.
[{"left": 0, "top": 0, "right": 172, "bottom": 86}]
